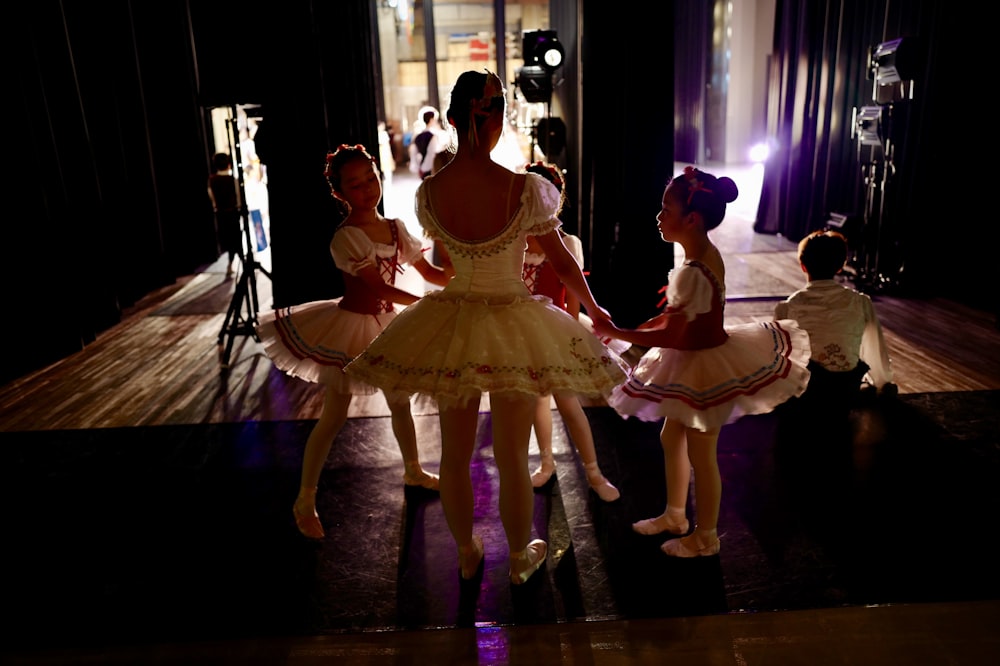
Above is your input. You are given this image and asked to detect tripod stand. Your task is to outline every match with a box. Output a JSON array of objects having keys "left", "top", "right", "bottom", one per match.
[
  {"left": 218, "top": 213, "right": 271, "bottom": 369},
  {"left": 216, "top": 105, "right": 271, "bottom": 369}
]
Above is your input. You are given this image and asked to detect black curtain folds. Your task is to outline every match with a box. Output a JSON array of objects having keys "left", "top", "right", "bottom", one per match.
[{"left": 3, "top": 0, "right": 380, "bottom": 385}]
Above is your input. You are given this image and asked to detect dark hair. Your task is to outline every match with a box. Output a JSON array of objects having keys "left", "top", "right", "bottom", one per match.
[
  {"left": 668, "top": 166, "right": 739, "bottom": 231},
  {"left": 323, "top": 143, "right": 377, "bottom": 196},
  {"left": 797, "top": 230, "right": 848, "bottom": 280},
  {"left": 446, "top": 70, "right": 505, "bottom": 142},
  {"left": 212, "top": 152, "right": 232, "bottom": 171},
  {"left": 422, "top": 109, "right": 437, "bottom": 124}
]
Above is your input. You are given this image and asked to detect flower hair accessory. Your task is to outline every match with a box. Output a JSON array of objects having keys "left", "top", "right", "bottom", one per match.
[
  {"left": 468, "top": 70, "right": 505, "bottom": 149},
  {"left": 526, "top": 161, "right": 564, "bottom": 190},
  {"left": 325, "top": 143, "right": 373, "bottom": 179},
  {"left": 683, "top": 165, "right": 712, "bottom": 205}
]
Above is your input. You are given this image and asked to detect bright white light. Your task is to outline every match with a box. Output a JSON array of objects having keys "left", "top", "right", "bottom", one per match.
[{"left": 749, "top": 142, "right": 770, "bottom": 163}]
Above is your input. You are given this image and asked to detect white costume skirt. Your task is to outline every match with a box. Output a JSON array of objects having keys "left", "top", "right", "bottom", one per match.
[
  {"left": 256, "top": 299, "right": 397, "bottom": 395},
  {"left": 607, "top": 319, "right": 811, "bottom": 431},
  {"left": 345, "top": 291, "right": 629, "bottom": 409}
]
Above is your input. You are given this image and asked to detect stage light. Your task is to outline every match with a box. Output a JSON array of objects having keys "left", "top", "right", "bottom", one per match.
[
  {"left": 870, "top": 37, "right": 920, "bottom": 86},
  {"left": 853, "top": 106, "right": 883, "bottom": 146},
  {"left": 522, "top": 30, "right": 564, "bottom": 72},
  {"left": 515, "top": 65, "right": 552, "bottom": 103},
  {"left": 748, "top": 142, "right": 770, "bottom": 163}
]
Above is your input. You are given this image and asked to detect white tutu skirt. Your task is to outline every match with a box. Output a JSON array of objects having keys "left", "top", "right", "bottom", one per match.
[
  {"left": 345, "top": 290, "right": 630, "bottom": 408},
  {"left": 255, "top": 299, "right": 397, "bottom": 394},
  {"left": 607, "top": 319, "right": 811, "bottom": 431}
]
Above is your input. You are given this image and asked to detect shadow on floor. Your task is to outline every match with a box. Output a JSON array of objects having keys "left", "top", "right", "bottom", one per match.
[{"left": 2, "top": 391, "right": 998, "bottom": 652}]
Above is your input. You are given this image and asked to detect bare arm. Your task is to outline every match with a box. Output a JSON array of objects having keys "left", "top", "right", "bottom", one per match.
[
  {"left": 412, "top": 255, "right": 452, "bottom": 288},
  {"left": 592, "top": 311, "right": 687, "bottom": 349}
]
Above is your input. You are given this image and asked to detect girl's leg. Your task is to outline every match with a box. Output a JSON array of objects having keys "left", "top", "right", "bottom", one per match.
[
  {"left": 384, "top": 390, "right": 438, "bottom": 490},
  {"left": 530, "top": 396, "right": 556, "bottom": 487},
  {"left": 662, "top": 426, "right": 722, "bottom": 557},
  {"left": 438, "top": 397, "right": 482, "bottom": 576},
  {"left": 632, "top": 418, "right": 690, "bottom": 535},
  {"left": 293, "top": 385, "right": 352, "bottom": 539},
  {"left": 491, "top": 392, "right": 547, "bottom": 584},
  {"left": 553, "top": 393, "right": 619, "bottom": 501}
]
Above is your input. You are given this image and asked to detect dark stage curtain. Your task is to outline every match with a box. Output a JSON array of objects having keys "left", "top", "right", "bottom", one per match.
[
  {"left": 2, "top": 0, "right": 380, "bottom": 385},
  {"left": 581, "top": 1, "right": 676, "bottom": 329},
  {"left": 756, "top": 1, "right": 985, "bottom": 306}
]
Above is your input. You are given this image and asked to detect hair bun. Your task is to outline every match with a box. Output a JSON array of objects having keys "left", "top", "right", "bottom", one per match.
[{"left": 716, "top": 176, "right": 739, "bottom": 204}]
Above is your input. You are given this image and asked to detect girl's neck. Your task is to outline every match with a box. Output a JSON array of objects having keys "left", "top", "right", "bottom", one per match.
[
  {"left": 681, "top": 234, "right": 715, "bottom": 263},
  {"left": 345, "top": 208, "right": 381, "bottom": 226}
]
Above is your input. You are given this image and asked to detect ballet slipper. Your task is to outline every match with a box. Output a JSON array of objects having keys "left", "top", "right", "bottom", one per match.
[
  {"left": 403, "top": 468, "right": 440, "bottom": 491},
  {"left": 661, "top": 531, "right": 720, "bottom": 558},
  {"left": 631, "top": 512, "right": 689, "bottom": 536},
  {"left": 531, "top": 449, "right": 556, "bottom": 488},
  {"left": 458, "top": 535, "right": 485, "bottom": 580},
  {"left": 509, "top": 539, "right": 547, "bottom": 585},
  {"left": 531, "top": 463, "right": 556, "bottom": 488},
  {"left": 293, "top": 490, "right": 324, "bottom": 540},
  {"left": 583, "top": 462, "right": 620, "bottom": 502}
]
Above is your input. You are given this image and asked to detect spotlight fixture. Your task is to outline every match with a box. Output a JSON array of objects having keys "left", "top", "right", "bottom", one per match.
[
  {"left": 522, "top": 30, "right": 564, "bottom": 72},
  {"left": 853, "top": 106, "right": 883, "bottom": 146}
]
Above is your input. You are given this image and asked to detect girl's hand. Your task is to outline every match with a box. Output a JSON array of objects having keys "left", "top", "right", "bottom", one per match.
[{"left": 591, "top": 316, "right": 618, "bottom": 338}]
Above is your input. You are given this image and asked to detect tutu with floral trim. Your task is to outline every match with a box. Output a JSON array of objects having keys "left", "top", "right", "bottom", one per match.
[
  {"left": 607, "top": 260, "right": 811, "bottom": 431},
  {"left": 346, "top": 173, "right": 629, "bottom": 407}
]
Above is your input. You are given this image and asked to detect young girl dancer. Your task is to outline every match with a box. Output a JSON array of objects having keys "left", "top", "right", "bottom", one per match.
[
  {"left": 256, "top": 144, "right": 451, "bottom": 540},
  {"left": 521, "top": 161, "right": 623, "bottom": 502},
  {"left": 346, "top": 71, "right": 628, "bottom": 585},
  {"left": 593, "top": 166, "right": 811, "bottom": 557}
]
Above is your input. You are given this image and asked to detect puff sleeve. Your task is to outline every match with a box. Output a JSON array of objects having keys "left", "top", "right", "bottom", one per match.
[
  {"left": 395, "top": 220, "right": 426, "bottom": 266},
  {"left": 519, "top": 173, "right": 562, "bottom": 237},
  {"left": 663, "top": 263, "right": 713, "bottom": 322},
  {"left": 330, "top": 226, "right": 377, "bottom": 276}
]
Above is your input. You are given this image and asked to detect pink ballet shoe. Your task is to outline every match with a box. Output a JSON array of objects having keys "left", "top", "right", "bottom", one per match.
[
  {"left": 293, "top": 495, "right": 325, "bottom": 540},
  {"left": 632, "top": 513, "right": 689, "bottom": 536},
  {"left": 403, "top": 469, "right": 440, "bottom": 491},
  {"left": 660, "top": 533, "right": 720, "bottom": 558},
  {"left": 583, "top": 462, "right": 620, "bottom": 502},
  {"left": 509, "top": 539, "right": 547, "bottom": 585},
  {"left": 458, "top": 535, "right": 485, "bottom": 580},
  {"left": 531, "top": 464, "right": 556, "bottom": 488},
  {"left": 589, "top": 477, "right": 621, "bottom": 502}
]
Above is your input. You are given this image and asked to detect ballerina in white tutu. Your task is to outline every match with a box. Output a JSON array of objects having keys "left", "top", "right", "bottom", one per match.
[
  {"left": 593, "top": 166, "right": 811, "bottom": 558},
  {"left": 346, "top": 71, "right": 628, "bottom": 585},
  {"left": 255, "top": 144, "right": 451, "bottom": 540}
]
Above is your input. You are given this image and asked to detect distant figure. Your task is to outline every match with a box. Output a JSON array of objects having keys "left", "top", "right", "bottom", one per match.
[
  {"left": 206, "top": 152, "right": 243, "bottom": 277},
  {"left": 774, "top": 229, "right": 895, "bottom": 411},
  {"left": 409, "top": 107, "right": 448, "bottom": 179},
  {"left": 255, "top": 144, "right": 451, "bottom": 541},
  {"left": 594, "top": 166, "right": 811, "bottom": 558}
]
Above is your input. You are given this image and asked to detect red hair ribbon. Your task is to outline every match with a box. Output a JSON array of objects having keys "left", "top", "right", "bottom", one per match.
[{"left": 683, "top": 165, "right": 712, "bottom": 205}]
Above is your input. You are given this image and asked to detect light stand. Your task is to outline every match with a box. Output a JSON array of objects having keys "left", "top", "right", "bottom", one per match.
[
  {"left": 515, "top": 30, "right": 566, "bottom": 162},
  {"left": 849, "top": 37, "right": 919, "bottom": 293},
  {"left": 217, "top": 104, "right": 272, "bottom": 370}
]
